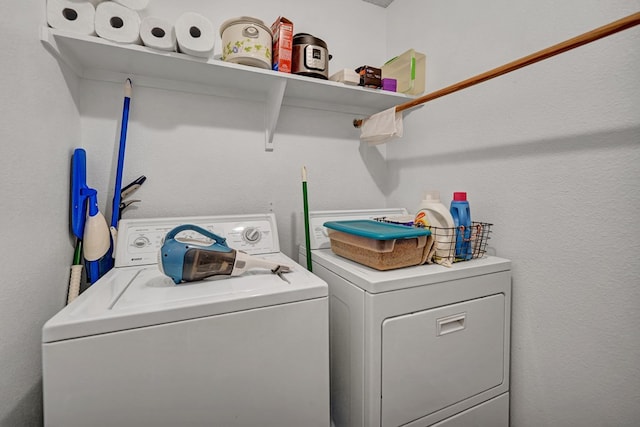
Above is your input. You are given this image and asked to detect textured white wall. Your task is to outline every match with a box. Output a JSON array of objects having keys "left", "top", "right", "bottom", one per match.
[
  {"left": 1, "top": 0, "right": 388, "bottom": 425},
  {"left": 79, "top": 81, "right": 390, "bottom": 257},
  {"left": 4, "top": 0, "right": 638, "bottom": 425},
  {"left": 141, "top": 0, "right": 388, "bottom": 73},
  {"left": 385, "top": 1, "right": 640, "bottom": 426},
  {"left": 78, "top": 0, "right": 390, "bottom": 258},
  {"left": 0, "top": 1, "right": 81, "bottom": 426}
]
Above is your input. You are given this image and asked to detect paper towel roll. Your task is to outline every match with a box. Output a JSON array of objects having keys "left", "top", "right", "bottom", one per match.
[
  {"left": 140, "top": 16, "right": 176, "bottom": 51},
  {"left": 113, "top": 0, "right": 149, "bottom": 11},
  {"left": 175, "top": 12, "right": 215, "bottom": 59},
  {"left": 47, "top": 0, "right": 96, "bottom": 36},
  {"left": 95, "top": 1, "right": 141, "bottom": 44}
]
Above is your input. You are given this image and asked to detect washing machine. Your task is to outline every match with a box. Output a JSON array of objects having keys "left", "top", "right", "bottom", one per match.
[
  {"left": 43, "top": 213, "right": 329, "bottom": 427},
  {"left": 299, "top": 209, "right": 511, "bottom": 427}
]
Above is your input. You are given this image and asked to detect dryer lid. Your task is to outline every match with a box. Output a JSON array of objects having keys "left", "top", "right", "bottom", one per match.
[
  {"left": 304, "top": 209, "right": 510, "bottom": 293},
  {"left": 310, "top": 248, "right": 511, "bottom": 294}
]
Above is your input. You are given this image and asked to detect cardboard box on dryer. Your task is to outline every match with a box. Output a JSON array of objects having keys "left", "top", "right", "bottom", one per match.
[{"left": 271, "top": 16, "right": 293, "bottom": 73}]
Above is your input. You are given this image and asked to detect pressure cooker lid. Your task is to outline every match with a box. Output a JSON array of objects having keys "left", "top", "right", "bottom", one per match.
[
  {"left": 219, "top": 16, "right": 272, "bottom": 37},
  {"left": 293, "top": 33, "right": 328, "bottom": 49}
]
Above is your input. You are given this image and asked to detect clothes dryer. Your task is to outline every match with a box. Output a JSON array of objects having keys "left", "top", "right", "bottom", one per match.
[{"left": 299, "top": 209, "right": 511, "bottom": 427}]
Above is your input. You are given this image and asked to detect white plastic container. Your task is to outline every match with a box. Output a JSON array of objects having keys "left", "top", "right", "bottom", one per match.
[
  {"left": 329, "top": 69, "right": 360, "bottom": 86},
  {"left": 414, "top": 191, "right": 455, "bottom": 264},
  {"left": 382, "top": 49, "right": 426, "bottom": 95}
]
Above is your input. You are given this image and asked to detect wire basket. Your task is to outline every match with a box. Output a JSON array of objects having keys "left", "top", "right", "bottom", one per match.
[
  {"left": 374, "top": 217, "right": 493, "bottom": 263},
  {"left": 430, "top": 222, "right": 492, "bottom": 262}
]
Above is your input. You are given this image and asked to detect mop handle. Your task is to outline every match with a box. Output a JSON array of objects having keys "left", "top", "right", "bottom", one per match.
[
  {"left": 302, "top": 167, "right": 313, "bottom": 272},
  {"left": 111, "top": 78, "right": 132, "bottom": 229}
]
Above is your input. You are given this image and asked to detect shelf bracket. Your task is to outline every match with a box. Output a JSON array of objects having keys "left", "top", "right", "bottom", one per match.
[
  {"left": 40, "top": 27, "right": 85, "bottom": 77},
  {"left": 265, "top": 78, "right": 287, "bottom": 151}
]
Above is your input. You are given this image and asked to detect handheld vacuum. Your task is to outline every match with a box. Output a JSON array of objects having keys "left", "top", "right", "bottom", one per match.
[{"left": 159, "top": 224, "right": 290, "bottom": 284}]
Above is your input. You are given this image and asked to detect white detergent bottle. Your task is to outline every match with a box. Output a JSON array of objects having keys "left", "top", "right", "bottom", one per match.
[{"left": 415, "top": 190, "right": 456, "bottom": 265}]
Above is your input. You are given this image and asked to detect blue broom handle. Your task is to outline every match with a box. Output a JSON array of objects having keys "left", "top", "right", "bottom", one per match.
[{"left": 111, "top": 80, "right": 131, "bottom": 229}]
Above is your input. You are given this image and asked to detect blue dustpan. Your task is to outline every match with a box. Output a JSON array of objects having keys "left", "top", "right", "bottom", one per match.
[
  {"left": 71, "top": 149, "right": 112, "bottom": 283},
  {"left": 71, "top": 149, "right": 88, "bottom": 240}
]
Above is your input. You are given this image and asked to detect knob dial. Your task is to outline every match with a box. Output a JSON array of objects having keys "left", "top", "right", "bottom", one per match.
[
  {"left": 243, "top": 227, "right": 261, "bottom": 243},
  {"left": 133, "top": 236, "right": 150, "bottom": 248}
]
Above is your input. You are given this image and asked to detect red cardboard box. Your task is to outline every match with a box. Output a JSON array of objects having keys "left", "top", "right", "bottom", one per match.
[{"left": 271, "top": 17, "right": 293, "bottom": 73}]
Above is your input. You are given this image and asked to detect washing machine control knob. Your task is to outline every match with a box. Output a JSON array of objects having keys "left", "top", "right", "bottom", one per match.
[
  {"left": 133, "top": 236, "right": 150, "bottom": 248},
  {"left": 242, "top": 227, "right": 261, "bottom": 243}
]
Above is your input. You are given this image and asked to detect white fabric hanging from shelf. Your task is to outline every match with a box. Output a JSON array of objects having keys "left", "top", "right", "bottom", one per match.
[{"left": 359, "top": 106, "right": 403, "bottom": 145}]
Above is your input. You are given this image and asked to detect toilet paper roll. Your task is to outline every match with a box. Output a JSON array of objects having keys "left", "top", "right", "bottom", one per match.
[
  {"left": 95, "top": 1, "right": 141, "bottom": 44},
  {"left": 175, "top": 12, "right": 215, "bottom": 59},
  {"left": 47, "top": 0, "right": 96, "bottom": 36},
  {"left": 113, "top": 0, "right": 149, "bottom": 11},
  {"left": 140, "top": 16, "right": 176, "bottom": 51}
]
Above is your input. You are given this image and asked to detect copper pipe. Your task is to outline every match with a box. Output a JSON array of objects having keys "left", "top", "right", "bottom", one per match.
[{"left": 354, "top": 12, "right": 640, "bottom": 128}]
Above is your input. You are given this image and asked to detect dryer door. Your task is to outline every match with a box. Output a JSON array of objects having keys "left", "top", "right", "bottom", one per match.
[{"left": 381, "top": 294, "right": 505, "bottom": 427}]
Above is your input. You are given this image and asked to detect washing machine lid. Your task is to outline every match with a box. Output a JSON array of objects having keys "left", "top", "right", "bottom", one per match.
[
  {"left": 43, "top": 252, "right": 327, "bottom": 343},
  {"left": 310, "top": 248, "right": 511, "bottom": 294}
]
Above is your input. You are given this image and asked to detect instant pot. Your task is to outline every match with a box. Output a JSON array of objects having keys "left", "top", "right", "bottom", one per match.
[{"left": 292, "top": 33, "right": 331, "bottom": 79}]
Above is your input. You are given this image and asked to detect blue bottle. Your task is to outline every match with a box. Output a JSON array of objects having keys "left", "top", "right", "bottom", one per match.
[{"left": 450, "top": 192, "right": 472, "bottom": 260}]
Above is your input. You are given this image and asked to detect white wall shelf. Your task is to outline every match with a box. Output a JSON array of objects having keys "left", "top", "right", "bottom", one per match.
[{"left": 41, "top": 27, "right": 414, "bottom": 151}]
